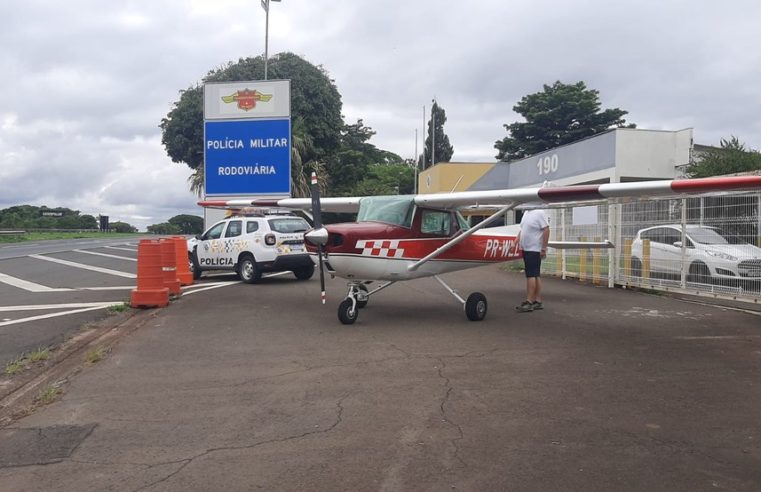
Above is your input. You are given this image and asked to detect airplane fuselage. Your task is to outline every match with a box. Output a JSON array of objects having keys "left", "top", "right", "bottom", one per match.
[{"left": 309, "top": 221, "right": 523, "bottom": 281}]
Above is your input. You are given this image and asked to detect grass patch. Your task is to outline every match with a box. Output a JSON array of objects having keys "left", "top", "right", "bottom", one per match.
[
  {"left": 5, "top": 356, "right": 25, "bottom": 375},
  {"left": 36, "top": 385, "right": 62, "bottom": 405},
  {"left": 28, "top": 347, "right": 50, "bottom": 363},
  {"left": 4, "top": 347, "right": 51, "bottom": 375},
  {"left": 107, "top": 302, "right": 130, "bottom": 314},
  {"left": 0, "top": 232, "right": 145, "bottom": 244},
  {"left": 86, "top": 346, "right": 108, "bottom": 364}
]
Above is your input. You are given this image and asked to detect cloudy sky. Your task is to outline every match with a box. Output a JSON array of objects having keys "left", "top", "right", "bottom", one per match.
[{"left": 2, "top": 0, "right": 760, "bottom": 230}]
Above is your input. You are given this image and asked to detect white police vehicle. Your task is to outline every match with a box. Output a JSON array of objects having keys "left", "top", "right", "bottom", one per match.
[{"left": 187, "top": 209, "right": 314, "bottom": 283}]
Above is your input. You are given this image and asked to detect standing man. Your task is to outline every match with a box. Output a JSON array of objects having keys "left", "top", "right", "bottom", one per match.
[{"left": 514, "top": 209, "right": 550, "bottom": 312}]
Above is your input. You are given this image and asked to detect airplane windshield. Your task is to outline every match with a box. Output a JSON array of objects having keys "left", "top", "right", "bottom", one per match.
[{"left": 357, "top": 196, "right": 414, "bottom": 227}]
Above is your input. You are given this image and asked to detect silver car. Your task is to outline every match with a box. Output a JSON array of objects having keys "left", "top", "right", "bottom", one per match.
[{"left": 631, "top": 224, "right": 761, "bottom": 283}]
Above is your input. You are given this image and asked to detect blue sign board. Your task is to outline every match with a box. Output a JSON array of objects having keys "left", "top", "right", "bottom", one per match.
[{"left": 204, "top": 118, "right": 291, "bottom": 195}]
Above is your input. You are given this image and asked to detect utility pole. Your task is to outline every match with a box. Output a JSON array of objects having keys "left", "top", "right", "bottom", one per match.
[
  {"left": 431, "top": 99, "right": 436, "bottom": 167},
  {"left": 414, "top": 128, "right": 418, "bottom": 194},
  {"left": 261, "top": 0, "right": 281, "bottom": 80}
]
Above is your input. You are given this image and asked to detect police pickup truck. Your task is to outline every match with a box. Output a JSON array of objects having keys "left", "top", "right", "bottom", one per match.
[{"left": 187, "top": 209, "right": 314, "bottom": 283}]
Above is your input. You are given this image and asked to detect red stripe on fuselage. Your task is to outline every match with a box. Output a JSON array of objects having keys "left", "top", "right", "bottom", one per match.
[{"left": 537, "top": 185, "right": 604, "bottom": 202}]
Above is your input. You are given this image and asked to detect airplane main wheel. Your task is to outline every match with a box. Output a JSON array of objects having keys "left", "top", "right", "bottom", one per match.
[
  {"left": 338, "top": 298, "right": 358, "bottom": 325},
  {"left": 465, "top": 292, "right": 487, "bottom": 321}
]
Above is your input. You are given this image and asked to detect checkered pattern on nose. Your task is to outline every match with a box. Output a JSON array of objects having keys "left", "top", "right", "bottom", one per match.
[{"left": 356, "top": 240, "right": 405, "bottom": 258}]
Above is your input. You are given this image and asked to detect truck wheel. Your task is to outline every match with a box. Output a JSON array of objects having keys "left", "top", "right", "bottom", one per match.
[
  {"left": 293, "top": 264, "right": 315, "bottom": 280},
  {"left": 239, "top": 255, "right": 262, "bottom": 284},
  {"left": 190, "top": 251, "right": 202, "bottom": 280}
]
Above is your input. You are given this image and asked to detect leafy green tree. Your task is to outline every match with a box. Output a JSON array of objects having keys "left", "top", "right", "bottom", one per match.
[
  {"left": 420, "top": 101, "right": 454, "bottom": 169},
  {"left": 168, "top": 214, "right": 204, "bottom": 234},
  {"left": 147, "top": 222, "right": 182, "bottom": 235},
  {"left": 354, "top": 163, "right": 415, "bottom": 196},
  {"left": 329, "top": 119, "right": 404, "bottom": 195},
  {"left": 160, "top": 52, "right": 343, "bottom": 196},
  {"left": 686, "top": 136, "right": 761, "bottom": 178},
  {"left": 111, "top": 221, "right": 137, "bottom": 233},
  {"left": 494, "top": 81, "right": 634, "bottom": 161}
]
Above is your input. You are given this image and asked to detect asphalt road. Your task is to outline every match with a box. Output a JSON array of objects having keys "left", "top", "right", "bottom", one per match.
[
  {"left": 0, "top": 237, "right": 171, "bottom": 366},
  {"left": 1, "top": 265, "right": 760, "bottom": 489}
]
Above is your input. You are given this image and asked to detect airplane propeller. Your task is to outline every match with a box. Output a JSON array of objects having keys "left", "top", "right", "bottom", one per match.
[{"left": 304, "top": 172, "right": 329, "bottom": 304}]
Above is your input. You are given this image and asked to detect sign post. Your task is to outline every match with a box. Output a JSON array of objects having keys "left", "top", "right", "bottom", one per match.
[{"left": 202, "top": 80, "right": 291, "bottom": 226}]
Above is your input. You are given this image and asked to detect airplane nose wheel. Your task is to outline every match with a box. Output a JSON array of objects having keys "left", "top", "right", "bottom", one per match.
[
  {"left": 338, "top": 282, "right": 387, "bottom": 324},
  {"left": 338, "top": 298, "right": 358, "bottom": 325}
]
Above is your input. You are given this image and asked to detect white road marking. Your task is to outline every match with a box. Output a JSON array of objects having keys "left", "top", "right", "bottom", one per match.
[
  {"left": 183, "top": 282, "right": 241, "bottom": 295},
  {"left": 0, "top": 272, "right": 71, "bottom": 292},
  {"left": 675, "top": 335, "right": 761, "bottom": 340},
  {"left": 106, "top": 246, "right": 138, "bottom": 252},
  {"left": 74, "top": 249, "right": 137, "bottom": 261},
  {"left": 29, "top": 254, "right": 136, "bottom": 278},
  {"left": 0, "top": 302, "right": 122, "bottom": 312},
  {"left": 0, "top": 303, "right": 121, "bottom": 327}
]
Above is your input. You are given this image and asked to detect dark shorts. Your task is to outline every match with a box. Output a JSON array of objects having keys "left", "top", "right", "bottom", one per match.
[{"left": 522, "top": 251, "right": 542, "bottom": 278}]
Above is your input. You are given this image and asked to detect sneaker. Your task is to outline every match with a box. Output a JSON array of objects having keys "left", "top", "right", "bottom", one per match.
[
  {"left": 515, "top": 301, "right": 534, "bottom": 312},
  {"left": 532, "top": 301, "right": 544, "bottom": 310}
]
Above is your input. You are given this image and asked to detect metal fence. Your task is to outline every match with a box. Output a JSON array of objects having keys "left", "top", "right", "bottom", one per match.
[{"left": 542, "top": 191, "right": 761, "bottom": 304}]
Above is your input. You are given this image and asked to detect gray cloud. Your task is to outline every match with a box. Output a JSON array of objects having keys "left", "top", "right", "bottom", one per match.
[{"left": 2, "top": 0, "right": 760, "bottom": 230}]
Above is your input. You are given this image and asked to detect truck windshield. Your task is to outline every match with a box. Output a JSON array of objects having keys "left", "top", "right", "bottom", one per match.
[
  {"left": 268, "top": 218, "right": 310, "bottom": 233},
  {"left": 357, "top": 196, "right": 414, "bottom": 227}
]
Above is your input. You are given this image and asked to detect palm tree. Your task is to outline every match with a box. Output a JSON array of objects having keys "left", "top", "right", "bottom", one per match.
[{"left": 291, "top": 119, "right": 329, "bottom": 197}]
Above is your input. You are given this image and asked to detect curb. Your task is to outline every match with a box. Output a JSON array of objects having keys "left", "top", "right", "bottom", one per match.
[{"left": 0, "top": 309, "right": 158, "bottom": 428}]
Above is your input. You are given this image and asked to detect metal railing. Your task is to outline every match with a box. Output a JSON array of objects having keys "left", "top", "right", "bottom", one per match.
[{"left": 542, "top": 192, "right": 761, "bottom": 304}]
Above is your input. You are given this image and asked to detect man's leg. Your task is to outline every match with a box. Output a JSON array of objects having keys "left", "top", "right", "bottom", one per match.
[{"left": 526, "top": 277, "right": 538, "bottom": 302}]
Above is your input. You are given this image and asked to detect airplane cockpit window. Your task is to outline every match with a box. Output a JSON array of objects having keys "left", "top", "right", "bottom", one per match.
[
  {"left": 455, "top": 211, "right": 470, "bottom": 232},
  {"left": 357, "top": 196, "right": 414, "bottom": 227},
  {"left": 420, "top": 210, "right": 452, "bottom": 236}
]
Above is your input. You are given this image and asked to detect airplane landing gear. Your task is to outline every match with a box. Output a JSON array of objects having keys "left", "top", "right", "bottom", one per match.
[
  {"left": 338, "top": 281, "right": 394, "bottom": 325},
  {"left": 465, "top": 292, "right": 488, "bottom": 321},
  {"left": 434, "top": 275, "right": 487, "bottom": 322}
]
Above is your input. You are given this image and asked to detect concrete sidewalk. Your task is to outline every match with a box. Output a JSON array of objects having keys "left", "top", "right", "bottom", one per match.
[{"left": 1, "top": 266, "right": 760, "bottom": 490}]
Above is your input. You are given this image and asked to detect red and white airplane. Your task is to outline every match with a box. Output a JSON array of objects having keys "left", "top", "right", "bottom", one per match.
[{"left": 199, "top": 174, "right": 761, "bottom": 324}]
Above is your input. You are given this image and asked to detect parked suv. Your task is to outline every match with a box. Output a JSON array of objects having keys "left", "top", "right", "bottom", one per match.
[
  {"left": 188, "top": 210, "right": 314, "bottom": 283},
  {"left": 631, "top": 224, "right": 761, "bottom": 283}
]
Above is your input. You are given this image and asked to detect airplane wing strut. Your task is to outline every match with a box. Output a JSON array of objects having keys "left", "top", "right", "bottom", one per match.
[{"left": 407, "top": 203, "right": 518, "bottom": 272}]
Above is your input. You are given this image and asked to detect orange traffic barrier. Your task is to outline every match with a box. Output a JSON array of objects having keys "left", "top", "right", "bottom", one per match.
[
  {"left": 130, "top": 239, "right": 170, "bottom": 308},
  {"left": 160, "top": 238, "right": 182, "bottom": 296},
  {"left": 172, "top": 236, "right": 193, "bottom": 286}
]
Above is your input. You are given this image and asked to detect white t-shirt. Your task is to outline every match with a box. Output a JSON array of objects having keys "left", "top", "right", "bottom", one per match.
[{"left": 519, "top": 209, "right": 550, "bottom": 252}]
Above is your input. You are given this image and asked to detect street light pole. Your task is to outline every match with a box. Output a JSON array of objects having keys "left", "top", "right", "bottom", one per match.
[
  {"left": 431, "top": 99, "right": 436, "bottom": 167},
  {"left": 261, "top": 0, "right": 281, "bottom": 80}
]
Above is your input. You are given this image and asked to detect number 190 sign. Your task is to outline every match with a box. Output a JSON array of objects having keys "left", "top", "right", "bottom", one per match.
[{"left": 203, "top": 80, "right": 291, "bottom": 196}]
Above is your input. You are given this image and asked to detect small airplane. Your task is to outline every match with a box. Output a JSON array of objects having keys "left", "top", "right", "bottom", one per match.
[{"left": 199, "top": 174, "right": 761, "bottom": 324}]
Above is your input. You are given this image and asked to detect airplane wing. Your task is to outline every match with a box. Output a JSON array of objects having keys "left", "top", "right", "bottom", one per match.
[
  {"left": 197, "top": 197, "right": 361, "bottom": 213},
  {"left": 415, "top": 176, "right": 761, "bottom": 209},
  {"left": 198, "top": 176, "right": 761, "bottom": 212}
]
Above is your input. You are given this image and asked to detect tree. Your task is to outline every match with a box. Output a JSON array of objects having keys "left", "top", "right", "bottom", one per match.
[
  {"left": 421, "top": 101, "right": 454, "bottom": 169},
  {"left": 167, "top": 214, "right": 204, "bottom": 235},
  {"left": 494, "top": 81, "right": 634, "bottom": 161},
  {"left": 328, "top": 119, "right": 404, "bottom": 196},
  {"left": 111, "top": 221, "right": 137, "bottom": 233},
  {"left": 354, "top": 163, "right": 415, "bottom": 196},
  {"left": 685, "top": 136, "right": 761, "bottom": 178},
  {"left": 147, "top": 222, "right": 182, "bottom": 235},
  {"left": 160, "top": 52, "right": 343, "bottom": 196}
]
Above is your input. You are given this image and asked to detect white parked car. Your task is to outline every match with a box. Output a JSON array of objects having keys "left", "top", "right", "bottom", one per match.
[
  {"left": 187, "top": 210, "right": 314, "bottom": 283},
  {"left": 631, "top": 224, "right": 761, "bottom": 283}
]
